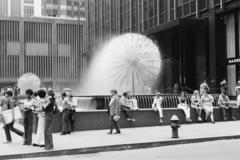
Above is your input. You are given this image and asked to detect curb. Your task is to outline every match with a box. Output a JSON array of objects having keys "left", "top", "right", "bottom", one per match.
[{"left": 1, "top": 135, "right": 240, "bottom": 159}]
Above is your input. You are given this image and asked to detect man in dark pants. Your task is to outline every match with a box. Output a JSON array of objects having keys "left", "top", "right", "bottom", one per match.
[
  {"left": 108, "top": 90, "right": 121, "bottom": 134},
  {"left": 1, "top": 90, "right": 24, "bottom": 143},
  {"left": 68, "top": 95, "right": 76, "bottom": 131},
  {"left": 43, "top": 89, "right": 57, "bottom": 150},
  {"left": 218, "top": 91, "right": 236, "bottom": 120},
  {"left": 60, "top": 93, "right": 71, "bottom": 135},
  {"left": 120, "top": 92, "right": 135, "bottom": 122},
  {"left": 22, "top": 89, "right": 34, "bottom": 145}
]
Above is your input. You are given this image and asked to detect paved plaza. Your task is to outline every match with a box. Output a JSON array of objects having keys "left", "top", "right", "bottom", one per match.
[{"left": 0, "top": 121, "right": 239, "bottom": 159}]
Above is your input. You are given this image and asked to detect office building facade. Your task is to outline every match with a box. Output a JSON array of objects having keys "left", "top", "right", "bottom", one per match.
[
  {"left": 0, "top": 0, "right": 86, "bottom": 20},
  {"left": 85, "top": 0, "right": 240, "bottom": 95},
  {"left": 0, "top": 17, "right": 85, "bottom": 91}
]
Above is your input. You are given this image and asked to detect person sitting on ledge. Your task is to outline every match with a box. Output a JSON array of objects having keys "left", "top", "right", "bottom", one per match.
[
  {"left": 120, "top": 92, "right": 135, "bottom": 122},
  {"left": 201, "top": 90, "right": 214, "bottom": 123},
  {"left": 152, "top": 92, "right": 164, "bottom": 124},
  {"left": 218, "top": 91, "right": 236, "bottom": 121},
  {"left": 178, "top": 91, "right": 191, "bottom": 123},
  {"left": 191, "top": 90, "right": 202, "bottom": 122}
]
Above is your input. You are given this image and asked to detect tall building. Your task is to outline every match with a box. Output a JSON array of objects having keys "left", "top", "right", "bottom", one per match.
[
  {"left": 85, "top": 0, "right": 240, "bottom": 95},
  {"left": 0, "top": 0, "right": 86, "bottom": 20},
  {"left": 0, "top": 17, "right": 85, "bottom": 91},
  {"left": 41, "top": 0, "right": 86, "bottom": 20},
  {"left": 0, "top": 0, "right": 34, "bottom": 17}
]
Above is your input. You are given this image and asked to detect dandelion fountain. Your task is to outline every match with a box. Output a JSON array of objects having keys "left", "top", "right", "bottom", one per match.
[{"left": 79, "top": 33, "right": 162, "bottom": 95}]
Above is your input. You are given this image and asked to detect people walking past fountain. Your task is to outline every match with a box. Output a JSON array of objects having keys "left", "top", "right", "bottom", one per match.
[
  {"left": 200, "top": 80, "right": 210, "bottom": 95},
  {"left": 107, "top": 90, "right": 121, "bottom": 134},
  {"left": 32, "top": 89, "right": 46, "bottom": 147},
  {"left": 1, "top": 89, "right": 24, "bottom": 143},
  {"left": 178, "top": 91, "right": 191, "bottom": 123},
  {"left": 201, "top": 90, "right": 214, "bottom": 123},
  {"left": 152, "top": 92, "right": 164, "bottom": 123},
  {"left": 43, "top": 89, "right": 57, "bottom": 150},
  {"left": 190, "top": 90, "right": 202, "bottom": 122},
  {"left": 120, "top": 92, "right": 135, "bottom": 122},
  {"left": 60, "top": 92, "right": 71, "bottom": 135},
  {"left": 218, "top": 91, "right": 236, "bottom": 121},
  {"left": 21, "top": 89, "right": 34, "bottom": 145}
]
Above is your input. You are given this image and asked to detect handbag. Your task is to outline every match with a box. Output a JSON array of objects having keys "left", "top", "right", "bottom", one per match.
[
  {"left": 113, "top": 115, "right": 120, "bottom": 121},
  {"left": 13, "top": 106, "right": 22, "bottom": 121},
  {"left": 2, "top": 109, "right": 14, "bottom": 124}
]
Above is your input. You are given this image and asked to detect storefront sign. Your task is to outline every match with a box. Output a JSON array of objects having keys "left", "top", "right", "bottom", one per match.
[{"left": 227, "top": 57, "right": 240, "bottom": 65}]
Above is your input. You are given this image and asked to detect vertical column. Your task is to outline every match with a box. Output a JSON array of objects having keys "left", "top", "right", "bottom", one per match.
[
  {"left": 195, "top": 0, "right": 199, "bottom": 18},
  {"left": 220, "top": 0, "right": 225, "bottom": 9},
  {"left": 52, "top": 22, "right": 57, "bottom": 87},
  {"left": 19, "top": 20, "right": 24, "bottom": 76},
  {"left": 173, "top": 0, "right": 176, "bottom": 20},
  {"left": 208, "top": 0, "right": 217, "bottom": 90}
]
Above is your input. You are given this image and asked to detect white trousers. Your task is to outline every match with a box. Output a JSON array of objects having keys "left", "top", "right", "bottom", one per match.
[
  {"left": 178, "top": 104, "right": 190, "bottom": 119},
  {"left": 34, "top": 116, "right": 45, "bottom": 145},
  {"left": 153, "top": 106, "right": 163, "bottom": 118}
]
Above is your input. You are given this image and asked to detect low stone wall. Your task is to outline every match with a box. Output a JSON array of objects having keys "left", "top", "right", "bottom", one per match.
[{"left": 36, "top": 107, "right": 240, "bottom": 133}]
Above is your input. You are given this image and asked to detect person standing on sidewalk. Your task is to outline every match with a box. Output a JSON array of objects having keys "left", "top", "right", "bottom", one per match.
[
  {"left": 21, "top": 89, "right": 34, "bottom": 145},
  {"left": 108, "top": 90, "right": 121, "bottom": 134},
  {"left": 1, "top": 89, "right": 24, "bottom": 143},
  {"left": 43, "top": 89, "right": 57, "bottom": 150},
  {"left": 68, "top": 95, "right": 77, "bottom": 131},
  {"left": 152, "top": 92, "right": 164, "bottom": 124},
  {"left": 120, "top": 92, "right": 135, "bottom": 122},
  {"left": 32, "top": 89, "right": 47, "bottom": 147},
  {"left": 60, "top": 92, "right": 71, "bottom": 135}
]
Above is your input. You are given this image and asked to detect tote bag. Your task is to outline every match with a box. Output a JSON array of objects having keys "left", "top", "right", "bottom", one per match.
[
  {"left": 13, "top": 106, "right": 22, "bottom": 121},
  {"left": 2, "top": 109, "right": 14, "bottom": 124}
]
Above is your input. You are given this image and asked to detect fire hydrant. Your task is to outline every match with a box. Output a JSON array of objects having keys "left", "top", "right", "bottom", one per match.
[{"left": 170, "top": 115, "right": 181, "bottom": 138}]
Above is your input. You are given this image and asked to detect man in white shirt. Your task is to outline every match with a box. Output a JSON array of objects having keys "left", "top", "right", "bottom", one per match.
[
  {"left": 119, "top": 92, "right": 135, "bottom": 122},
  {"left": 152, "top": 92, "right": 164, "bottom": 123}
]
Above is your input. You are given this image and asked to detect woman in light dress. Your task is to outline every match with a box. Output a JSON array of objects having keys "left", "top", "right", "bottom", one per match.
[
  {"left": 32, "top": 89, "right": 48, "bottom": 147},
  {"left": 201, "top": 90, "right": 215, "bottom": 123}
]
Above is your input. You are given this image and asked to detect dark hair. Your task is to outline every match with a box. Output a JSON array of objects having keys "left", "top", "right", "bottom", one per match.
[
  {"left": 123, "top": 92, "right": 128, "bottom": 96},
  {"left": 62, "top": 92, "right": 67, "bottom": 97},
  {"left": 38, "top": 89, "right": 46, "bottom": 98},
  {"left": 6, "top": 91, "right": 13, "bottom": 97},
  {"left": 69, "top": 95, "right": 73, "bottom": 98},
  {"left": 180, "top": 91, "right": 187, "bottom": 97},
  {"left": 111, "top": 89, "right": 117, "bottom": 94},
  {"left": 25, "top": 89, "right": 33, "bottom": 96},
  {"left": 33, "top": 92, "right": 38, "bottom": 97}
]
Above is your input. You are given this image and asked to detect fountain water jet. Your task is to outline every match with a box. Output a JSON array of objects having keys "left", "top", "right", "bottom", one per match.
[{"left": 78, "top": 33, "right": 162, "bottom": 95}]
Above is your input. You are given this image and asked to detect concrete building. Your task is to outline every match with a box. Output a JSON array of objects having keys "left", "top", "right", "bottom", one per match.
[
  {"left": 0, "top": 17, "right": 85, "bottom": 91},
  {"left": 0, "top": 0, "right": 86, "bottom": 20},
  {"left": 85, "top": 0, "right": 240, "bottom": 95}
]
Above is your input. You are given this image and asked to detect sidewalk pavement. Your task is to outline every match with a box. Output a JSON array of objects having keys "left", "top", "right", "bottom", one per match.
[{"left": 0, "top": 121, "right": 240, "bottom": 159}]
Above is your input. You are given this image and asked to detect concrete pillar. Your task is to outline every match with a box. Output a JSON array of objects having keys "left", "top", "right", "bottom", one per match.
[
  {"left": 208, "top": 0, "right": 217, "bottom": 91},
  {"left": 19, "top": 20, "right": 24, "bottom": 76}
]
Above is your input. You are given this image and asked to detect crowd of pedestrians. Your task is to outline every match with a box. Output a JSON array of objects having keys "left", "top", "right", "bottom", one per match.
[{"left": 0, "top": 87, "right": 77, "bottom": 150}]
